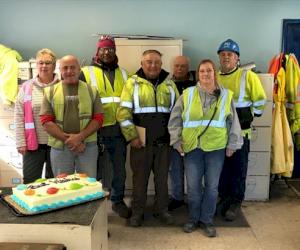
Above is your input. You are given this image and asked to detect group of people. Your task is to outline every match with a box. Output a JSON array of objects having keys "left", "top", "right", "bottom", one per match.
[{"left": 14, "top": 36, "right": 266, "bottom": 238}]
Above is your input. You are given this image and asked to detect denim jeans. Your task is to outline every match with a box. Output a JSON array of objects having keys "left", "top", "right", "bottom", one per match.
[
  {"left": 169, "top": 148, "right": 184, "bottom": 201},
  {"left": 185, "top": 148, "right": 225, "bottom": 224},
  {"left": 50, "top": 143, "right": 98, "bottom": 178},
  {"left": 102, "top": 136, "right": 127, "bottom": 203},
  {"left": 218, "top": 137, "right": 250, "bottom": 204}
]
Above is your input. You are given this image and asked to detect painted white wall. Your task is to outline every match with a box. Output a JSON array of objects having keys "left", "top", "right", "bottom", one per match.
[{"left": 1, "top": 0, "right": 300, "bottom": 72}]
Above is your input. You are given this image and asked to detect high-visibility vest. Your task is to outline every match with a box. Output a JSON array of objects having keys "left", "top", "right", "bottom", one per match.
[
  {"left": 285, "top": 54, "right": 300, "bottom": 136},
  {"left": 218, "top": 68, "right": 266, "bottom": 115},
  {"left": 44, "top": 81, "right": 97, "bottom": 149},
  {"left": 22, "top": 80, "right": 38, "bottom": 150},
  {"left": 117, "top": 75, "right": 178, "bottom": 141},
  {"left": 181, "top": 86, "right": 233, "bottom": 153},
  {"left": 82, "top": 66, "right": 127, "bottom": 127}
]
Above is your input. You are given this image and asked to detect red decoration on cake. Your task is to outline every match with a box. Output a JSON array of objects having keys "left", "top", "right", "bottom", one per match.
[{"left": 47, "top": 187, "right": 59, "bottom": 194}]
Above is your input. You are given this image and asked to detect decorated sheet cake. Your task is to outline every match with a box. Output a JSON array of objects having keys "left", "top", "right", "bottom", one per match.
[{"left": 11, "top": 173, "right": 104, "bottom": 213}]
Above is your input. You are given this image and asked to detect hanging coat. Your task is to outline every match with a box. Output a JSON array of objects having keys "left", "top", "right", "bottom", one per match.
[
  {"left": 271, "top": 67, "right": 294, "bottom": 177},
  {"left": 0, "top": 44, "right": 22, "bottom": 105},
  {"left": 285, "top": 54, "right": 300, "bottom": 150}
]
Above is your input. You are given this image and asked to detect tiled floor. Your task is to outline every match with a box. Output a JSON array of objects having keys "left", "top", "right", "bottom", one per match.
[{"left": 107, "top": 180, "right": 300, "bottom": 250}]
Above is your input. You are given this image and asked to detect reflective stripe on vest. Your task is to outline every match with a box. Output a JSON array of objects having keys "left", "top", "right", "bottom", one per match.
[
  {"left": 101, "top": 97, "right": 121, "bottom": 104},
  {"left": 120, "top": 120, "right": 133, "bottom": 127},
  {"left": 120, "top": 101, "right": 133, "bottom": 108},
  {"left": 183, "top": 87, "right": 228, "bottom": 128},
  {"left": 25, "top": 122, "right": 35, "bottom": 129},
  {"left": 234, "top": 70, "right": 249, "bottom": 107},
  {"left": 23, "top": 80, "right": 38, "bottom": 150},
  {"left": 132, "top": 77, "right": 175, "bottom": 113},
  {"left": 234, "top": 70, "right": 266, "bottom": 109},
  {"left": 88, "top": 66, "right": 126, "bottom": 106}
]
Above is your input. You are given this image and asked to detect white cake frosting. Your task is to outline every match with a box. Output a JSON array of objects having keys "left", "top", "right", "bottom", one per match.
[{"left": 11, "top": 173, "right": 104, "bottom": 212}]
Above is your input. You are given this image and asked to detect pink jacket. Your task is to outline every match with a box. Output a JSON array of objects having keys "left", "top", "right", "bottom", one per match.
[{"left": 22, "top": 80, "right": 38, "bottom": 150}]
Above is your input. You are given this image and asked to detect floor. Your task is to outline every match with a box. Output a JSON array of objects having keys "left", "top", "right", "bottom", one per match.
[{"left": 107, "top": 180, "right": 300, "bottom": 250}]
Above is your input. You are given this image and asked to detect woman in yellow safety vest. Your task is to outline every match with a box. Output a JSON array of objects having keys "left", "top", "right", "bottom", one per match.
[{"left": 168, "top": 59, "right": 243, "bottom": 237}]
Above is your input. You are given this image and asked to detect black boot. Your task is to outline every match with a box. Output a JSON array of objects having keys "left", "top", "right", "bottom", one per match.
[
  {"left": 216, "top": 198, "right": 230, "bottom": 217},
  {"left": 225, "top": 203, "right": 241, "bottom": 221}
]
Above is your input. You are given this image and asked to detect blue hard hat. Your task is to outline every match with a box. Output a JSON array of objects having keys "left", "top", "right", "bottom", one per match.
[{"left": 217, "top": 39, "right": 240, "bottom": 56}]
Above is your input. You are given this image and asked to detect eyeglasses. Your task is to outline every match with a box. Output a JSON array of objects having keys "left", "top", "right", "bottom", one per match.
[
  {"left": 99, "top": 48, "right": 115, "bottom": 53},
  {"left": 37, "top": 61, "right": 54, "bottom": 66}
]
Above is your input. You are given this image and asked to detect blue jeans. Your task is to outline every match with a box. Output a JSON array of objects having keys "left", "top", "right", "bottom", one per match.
[
  {"left": 169, "top": 148, "right": 184, "bottom": 200},
  {"left": 185, "top": 148, "right": 225, "bottom": 224},
  {"left": 219, "top": 137, "right": 250, "bottom": 204},
  {"left": 50, "top": 143, "right": 98, "bottom": 178},
  {"left": 102, "top": 136, "right": 127, "bottom": 203}
]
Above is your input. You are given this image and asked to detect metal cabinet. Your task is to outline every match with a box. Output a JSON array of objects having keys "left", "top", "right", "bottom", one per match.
[{"left": 115, "top": 39, "right": 183, "bottom": 74}]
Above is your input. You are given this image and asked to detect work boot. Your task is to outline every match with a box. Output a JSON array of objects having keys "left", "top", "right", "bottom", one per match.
[
  {"left": 183, "top": 222, "right": 198, "bottom": 233},
  {"left": 153, "top": 212, "right": 174, "bottom": 225},
  {"left": 225, "top": 203, "right": 241, "bottom": 221},
  {"left": 200, "top": 222, "right": 217, "bottom": 237},
  {"left": 168, "top": 198, "right": 185, "bottom": 211},
  {"left": 215, "top": 198, "right": 229, "bottom": 217},
  {"left": 112, "top": 201, "right": 131, "bottom": 219},
  {"left": 129, "top": 214, "right": 143, "bottom": 227}
]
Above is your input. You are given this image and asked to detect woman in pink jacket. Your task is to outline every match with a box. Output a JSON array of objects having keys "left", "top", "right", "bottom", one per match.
[{"left": 14, "top": 48, "right": 59, "bottom": 183}]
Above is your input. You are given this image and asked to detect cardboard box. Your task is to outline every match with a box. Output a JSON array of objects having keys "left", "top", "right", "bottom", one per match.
[
  {"left": 0, "top": 199, "right": 108, "bottom": 250},
  {"left": 0, "top": 99, "right": 14, "bottom": 118},
  {"left": 0, "top": 117, "right": 15, "bottom": 139},
  {"left": 252, "top": 101, "right": 272, "bottom": 127},
  {"left": 18, "top": 62, "right": 32, "bottom": 80},
  {"left": 0, "top": 170, "right": 23, "bottom": 187},
  {"left": 250, "top": 126, "right": 272, "bottom": 152},
  {"left": 0, "top": 242, "right": 65, "bottom": 250},
  {"left": 245, "top": 175, "right": 270, "bottom": 201},
  {"left": 258, "top": 73, "right": 274, "bottom": 101},
  {"left": 247, "top": 152, "right": 271, "bottom": 176}
]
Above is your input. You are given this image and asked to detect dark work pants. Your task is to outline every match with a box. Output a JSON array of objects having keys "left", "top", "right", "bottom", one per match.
[
  {"left": 218, "top": 137, "right": 250, "bottom": 204},
  {"left": 98, "top": 135, "right": 127, "bottom": 203},
  {"left": 23, "top": 144, "right": 53, "bottom": 184},
  {"left": 130, "top": 144, "right": 171, "bottom": 216}
]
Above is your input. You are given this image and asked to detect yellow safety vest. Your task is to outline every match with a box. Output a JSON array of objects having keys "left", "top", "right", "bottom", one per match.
[
  {"left": 82, "top": 66, "right": 127, "bottom": 127},
  {"left": 285, "top": 54, "right": 300, "bottom": 136},
  {"left": 117, "top": 75, "right": 179, "bottom": 141},
  {"left": 44, "top": 81, "right": 97, "bottom": 149},
  {"left": 181, "top": 86, "right": 233, "bottom": 153},
  {"left": 218, "top": 68, "right": 266, "bottom": 137}
]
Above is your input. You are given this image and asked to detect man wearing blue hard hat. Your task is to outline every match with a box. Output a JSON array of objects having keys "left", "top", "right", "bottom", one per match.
[{"left": 216, "top": 39, "right": 266, "bottom": 221}]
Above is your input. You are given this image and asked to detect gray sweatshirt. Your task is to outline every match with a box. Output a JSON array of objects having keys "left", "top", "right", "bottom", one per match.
[{"left": 168, "top": 84, "right": 243, "bottom": 151}]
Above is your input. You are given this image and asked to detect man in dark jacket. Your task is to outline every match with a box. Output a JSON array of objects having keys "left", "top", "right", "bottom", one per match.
[{"left": 168, "top": 55, "right": 196, "bottom": 211}]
